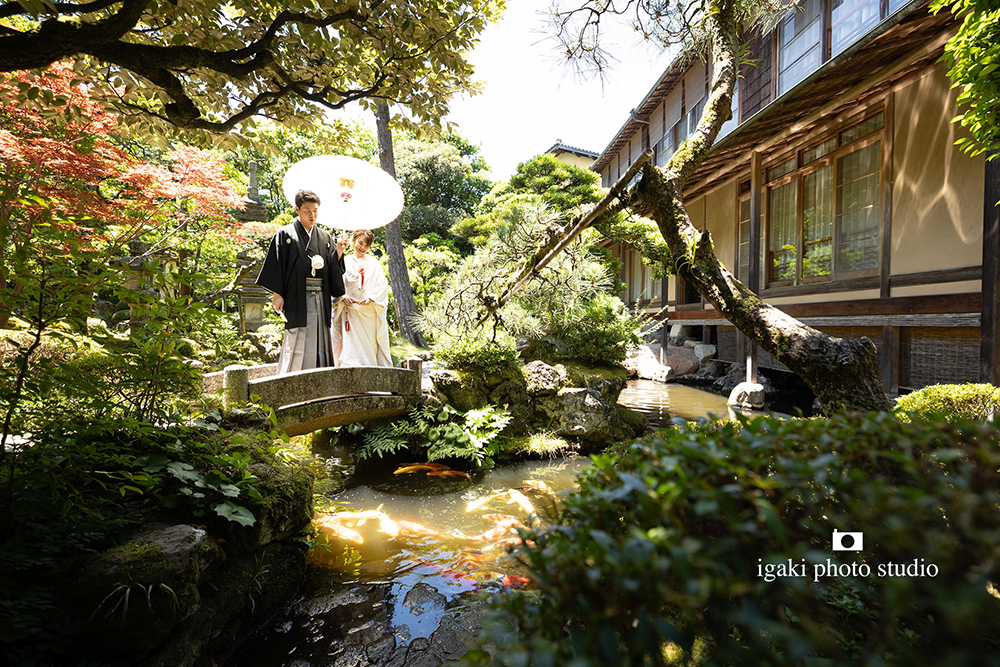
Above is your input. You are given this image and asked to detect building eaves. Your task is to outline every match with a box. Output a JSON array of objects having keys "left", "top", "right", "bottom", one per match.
[{"left": 545, "top": 141, "right": 600, "bottom": 159}]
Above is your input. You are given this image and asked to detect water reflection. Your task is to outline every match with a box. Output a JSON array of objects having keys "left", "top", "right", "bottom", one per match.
[
  {"left": 228, "top": 382, "right": 764, "bottom": 666},
  {"left": 618, "top": 379, "right": 754, "bottom": 426}
]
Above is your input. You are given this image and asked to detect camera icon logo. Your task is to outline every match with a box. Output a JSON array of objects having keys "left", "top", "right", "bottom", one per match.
[{"left": 832, "top": 529, "right": 864, "bottom": 552}]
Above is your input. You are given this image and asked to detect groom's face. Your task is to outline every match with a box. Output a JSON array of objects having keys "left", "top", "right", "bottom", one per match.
[{"left": 296, "top": 202, "right": 320, "bottom": 229}]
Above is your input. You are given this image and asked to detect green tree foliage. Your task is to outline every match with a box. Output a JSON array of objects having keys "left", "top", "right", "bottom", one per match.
[
  {"left": 481, "top": 412, "right": 1000, "bottom": 666},
  {"left": 933, "top": 0, "right": 1000, "bottom": 158},
  {"left": 423, "top": 204, "right": 641, "bottom": 365},
  {"left": 403, "top": 234, "right": 462, "bottom": 309},
  {"left": 395, "top": 132, "right": 492, "bottom": 247},
  {"left": 225, "top": 118, "right": 378, "bottom": 222},
  {"left": 454, "top": 153, "right": 672, "bottom": 272},
  {"left": 0, "top": 0, "right": 506, "bottom": 142}
]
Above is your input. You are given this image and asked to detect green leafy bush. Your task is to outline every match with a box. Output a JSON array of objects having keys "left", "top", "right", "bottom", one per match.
[
  {"left": 894, "top": 383, "right": 1000, "bottom": 421},
  {"left": 359, "top": 403, "right": 511, "bottom": 468},
  {"left": 479, "top": 413, "right": 1000, "bottom": 667},
  {"left": 433, "top": 330, "right": 520, "bottom": 374},
  {"left": 547, "top": 292, "right": 643, "bottom": 365}
]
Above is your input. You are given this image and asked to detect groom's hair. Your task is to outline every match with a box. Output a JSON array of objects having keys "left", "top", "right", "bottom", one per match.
[{"left": 295, "top": 189, "right": 321, "bottom": 207}]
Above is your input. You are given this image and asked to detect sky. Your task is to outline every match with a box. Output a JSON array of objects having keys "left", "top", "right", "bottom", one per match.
[
  {"left": 338, "top": 2, "right": 676, "bottom": 180},
  {"left": 442, "top": 2, "right": 675, "bottom": 179}
]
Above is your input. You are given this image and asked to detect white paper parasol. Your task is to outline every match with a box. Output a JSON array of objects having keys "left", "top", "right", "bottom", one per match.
[{"left": 282, "top": 155, "right": 404, "bottom": 230}]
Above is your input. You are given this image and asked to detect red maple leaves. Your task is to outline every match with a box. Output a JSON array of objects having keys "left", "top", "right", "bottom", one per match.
[{"left": 0, "top": 61, "right": 245, "bottom": 252}]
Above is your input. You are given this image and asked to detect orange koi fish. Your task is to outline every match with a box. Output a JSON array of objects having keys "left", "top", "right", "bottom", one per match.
[
  {"left": 427, "top": 470, "right": 470, "bottom": 478},
  {"left": 501, "top": 575, "right": 532, "bottom": 589},
  {"left": 402, "top": 462, "right": 451, "bottom": 470},
  {"left": 393, "top": 464, "right": 440, "bottom": 474}
]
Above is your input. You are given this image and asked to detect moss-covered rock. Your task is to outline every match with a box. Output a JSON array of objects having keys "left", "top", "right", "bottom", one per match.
[
  {"left": 61, "top": 459, "right": 314, "bottom": 667},
  {"left": 615, "top": 404, "right": 648, "bottom": 438},
  {"left": 69, "top": 524, "right": 225, "bottom": 661},
  {"left": 430, "top": 359, "right": 636, "bottom": 448},
  {"left": 429, "top": 368, "right": 489, "bottom": 411}
]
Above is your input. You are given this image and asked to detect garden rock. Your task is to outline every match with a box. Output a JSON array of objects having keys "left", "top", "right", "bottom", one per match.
[
  {"left": 728, "top": 381, "right": 765, "bottom": 409},
  {"left": 694, "top": 343, "right": 717, "bottom": 364},
  {"left": 428, "top": 369, "right": 487, "bottom": 411},
  {"left": 403, "top": 583, "right": 447, "bottom": 616},
  {"left": 523, "top": 360, "right": 567, "bottom": 396},
  {"left": 663, "top": 345, "right": 700, "bottom": 377},
  {"left": 538, "top": 388, "right": 630, "bottom": 443},
  {"left": 712, "top": 363, "right": 776, "bottom": 396}
]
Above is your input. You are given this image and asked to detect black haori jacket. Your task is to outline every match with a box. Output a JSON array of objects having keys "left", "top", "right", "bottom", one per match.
[{"left": 256, "top": 218, "right": 345, "bottom": 330}]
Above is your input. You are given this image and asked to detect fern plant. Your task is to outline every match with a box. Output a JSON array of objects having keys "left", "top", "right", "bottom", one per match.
[{"left": 358, "top": 403, "right": 511, "bottom": 468}]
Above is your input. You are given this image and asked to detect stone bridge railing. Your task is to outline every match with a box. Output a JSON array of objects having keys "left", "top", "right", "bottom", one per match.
[{"left": 202, "top": 358, "right": 422, "bottom": 436}]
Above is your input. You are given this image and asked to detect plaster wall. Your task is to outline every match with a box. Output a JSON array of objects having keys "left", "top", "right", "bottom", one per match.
[
  {"left": 892, "top": 63, "right": 984, "bottom": 275},
  {"left": 552, "top": 152, "right": 596, "bottom": 170},
  {"left": 702, "top": 179, "right": 738, "bottom": 274},
  {"left": 765, "top": 289, "right": 882, "bottom": 305},
  {"left": 892, "top": 280, "right": 982, "bottom": 299}
]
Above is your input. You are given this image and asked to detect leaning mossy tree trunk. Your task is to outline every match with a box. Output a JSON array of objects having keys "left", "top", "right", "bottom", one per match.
[{"left": 635, "top": 0, "right": 890, "bottom": 412}]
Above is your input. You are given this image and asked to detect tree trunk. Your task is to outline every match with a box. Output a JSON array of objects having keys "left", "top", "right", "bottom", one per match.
[
  {"left": 375, "top": 102, "right": 426, "bottom": 348},
  {"left": 635, "top": 0, "right": 890, "bottom": 413}
]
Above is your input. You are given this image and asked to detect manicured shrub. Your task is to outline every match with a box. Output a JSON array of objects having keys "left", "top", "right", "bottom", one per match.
[
  {"left": 895, "top": 382, "right": 1000, "bottom": 421},
  {"left": 477, "top": 413, "right": 1000, "bottom": 667},
  {"left": 547, "top": 292, "right": 642, "bottom": 365},
  {"left": 433, "top": 329, "right": 519, "bottom": 374}
]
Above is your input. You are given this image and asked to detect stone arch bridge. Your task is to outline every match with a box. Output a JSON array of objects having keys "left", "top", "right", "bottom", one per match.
[{"left": 202, "top": 359, "right": 422, "bottom": 437}]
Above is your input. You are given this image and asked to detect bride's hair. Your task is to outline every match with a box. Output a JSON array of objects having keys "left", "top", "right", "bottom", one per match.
[{"left": 352, "top": 229, "right": 374, "bottom": 246}]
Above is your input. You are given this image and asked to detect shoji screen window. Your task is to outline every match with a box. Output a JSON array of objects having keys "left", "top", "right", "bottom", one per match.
[
  {"left": 831, "top": 0, "right": 880, "bottom": 55},
  {"left": 763, "top": 109, "right": 884, "bottom": 287},
  {"left": 777, "top": 0, "right": 822, "bottom": 95}
]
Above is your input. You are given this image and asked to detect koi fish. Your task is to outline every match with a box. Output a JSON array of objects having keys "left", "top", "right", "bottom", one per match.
[
  {"left": 522, "top": 479, "right": 555, "bottom": 495},
  {"left": 507, "top": 489, "right": 535, "bottom": 515},
  {"left": 466, "top": 491, "right": 506, "bottom": 512},
  {"left": 315, "top": 518, "right": 364, "bottom": 544},
  {"left": 426, "top": 470, "right": 470, "bottom": 478},
  {"left": 485, "top": 536, "right": 535, "bottom": 551},
  {"left": 402, "top": 462, "right": 451, "bottom": 470},
  {"left": 320, "top": 509, "right": 386, "bottom": 525},
  {"left": 501, "top": 575, "right": 532, "bottom": 589},
  {"left": 378, "top": 515, "right": 400, "bottom": 537},
  {"left": 393, "top": 464, "right": 440, "bottom": 474},
  {"left": 396, "top": 519, "right": 444, "bottom": 536}
]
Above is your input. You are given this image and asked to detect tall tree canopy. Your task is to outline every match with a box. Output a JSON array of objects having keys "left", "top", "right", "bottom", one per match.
[
  {"left": 0, "top": 0, "right": 505, "bottom": 141},
  {"left": 394, "top": 131, "right": 492, "bottom": 246}
]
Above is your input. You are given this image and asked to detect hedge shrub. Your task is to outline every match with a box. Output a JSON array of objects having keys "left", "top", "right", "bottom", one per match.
[
  {"left": 433, "top": 329, "right": 519, "bottom": 374},
  {"left": 895, "top": 383, "right": 1000, "bottom": 421},
  {"left": 476, "top": 413, "right": 1000, "bottom": 667}
]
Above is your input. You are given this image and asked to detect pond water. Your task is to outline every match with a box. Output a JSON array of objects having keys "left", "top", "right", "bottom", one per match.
[{"left": 226, "top": 381, "right": 766, "bottom": 667}]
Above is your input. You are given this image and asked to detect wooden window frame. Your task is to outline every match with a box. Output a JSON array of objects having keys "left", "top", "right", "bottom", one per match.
[{"left": 761, "top": 105, "right": 886, "bottom": 290}]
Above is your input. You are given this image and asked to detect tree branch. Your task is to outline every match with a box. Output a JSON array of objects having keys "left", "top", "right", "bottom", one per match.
[{"left": 199, "top": 261, "right": 256, "bottom": 304}]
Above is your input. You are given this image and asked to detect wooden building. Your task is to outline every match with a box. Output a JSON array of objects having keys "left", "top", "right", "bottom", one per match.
[
  {"left": 545, "top": 140, "right": 601, "bottom": 170},
  {"left": 592, "top": 0, "right": 998, "bottom": 394}
]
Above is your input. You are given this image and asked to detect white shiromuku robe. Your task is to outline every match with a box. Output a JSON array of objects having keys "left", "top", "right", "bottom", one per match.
[{"left": 331, "top": 253, "right": 392, "bottom": 368}]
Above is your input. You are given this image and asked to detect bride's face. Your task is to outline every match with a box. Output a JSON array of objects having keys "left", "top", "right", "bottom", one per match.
[{"left": 353, "top": 237, "right": 370, "bottom": 256}]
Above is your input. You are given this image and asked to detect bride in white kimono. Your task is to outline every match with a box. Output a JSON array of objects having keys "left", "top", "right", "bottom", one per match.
[{"left": 331, "top": 229, "right": 393, "bottom": 367}]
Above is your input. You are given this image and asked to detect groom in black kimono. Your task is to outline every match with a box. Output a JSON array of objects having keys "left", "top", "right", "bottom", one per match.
[{"left": 256, "top": 189, "right": 347, "bottom": 373}]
